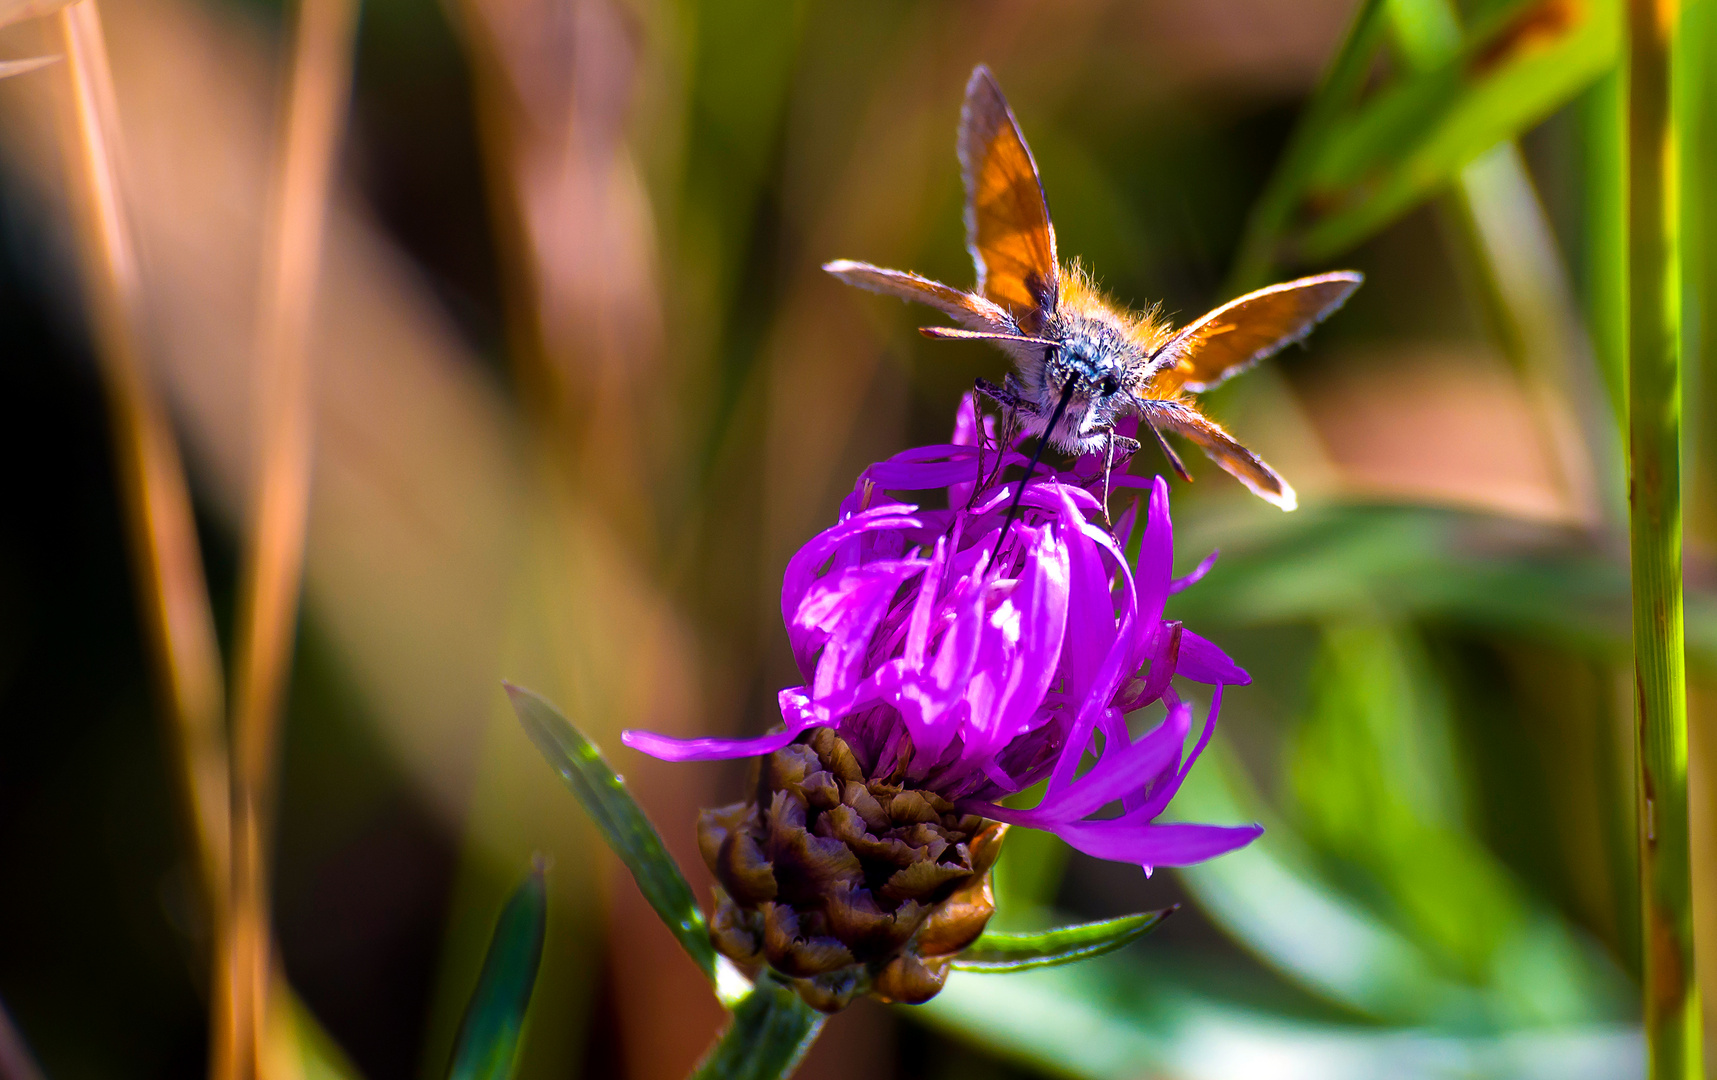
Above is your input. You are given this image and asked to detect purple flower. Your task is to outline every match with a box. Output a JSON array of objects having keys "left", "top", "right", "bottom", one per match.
[{"left": 625, "top": 395, "right": 1261, "bottom": 873}]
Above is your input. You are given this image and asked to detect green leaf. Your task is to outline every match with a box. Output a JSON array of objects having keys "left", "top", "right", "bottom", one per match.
[
  {"left": 951, "top": 911, "right": 1174, "bottom": 973},
  {"left": 505, "top": 683, "right": 724, "bottom": 988},
  {"left": 1294, "top": 0, "right": 1620, "bottom": 260},
  {"left": 1227, "top": 0, "right": 1390, "bottom": 290},
  {"left": 919, "top": 953, "right": 1641, "bottom": 1080},
  {"left": 1232, "top": 0, "right": 1620, "bottom": 278},
  {"left": 447, "top": 866, "right": 547, "bottom": 1080},
  {"left": 688, "top": 980, "right": 824, "bottom": 1080}
]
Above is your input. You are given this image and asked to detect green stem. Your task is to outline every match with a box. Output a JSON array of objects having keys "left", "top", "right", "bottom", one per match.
[
  {"left": 1585, "top": 66, "right": 1631, "bottom": 437},
  {"left": 1625, "top": 0, "right": 1702, "bottom": 1076},
  {"left": 688, "top": 980, "right": 823, "bottom": 1080}
]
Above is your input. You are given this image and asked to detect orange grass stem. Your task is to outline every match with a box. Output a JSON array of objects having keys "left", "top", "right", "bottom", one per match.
[
  {"left": 1625, "top": 0, "right": 1702, "bottom": 1076},
  {"left": 221, "top": 0, "right": 359, "bottom": 1072},
  {"left": 54, "top": 0, "right": 232, "bottom": 979}
]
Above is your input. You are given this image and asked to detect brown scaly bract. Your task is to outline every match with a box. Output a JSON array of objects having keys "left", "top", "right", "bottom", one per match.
[{"left": 697, "top": 728, "right": 1005, "bottom": 1012}]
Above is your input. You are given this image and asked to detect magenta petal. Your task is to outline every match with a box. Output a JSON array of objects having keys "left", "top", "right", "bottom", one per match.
[
  {"left": 965, "top": 523, "right": 1070, "bottom": 761},
  {"left": 1170, "top": 549, "right": 1219, "bottom": 594},
  {"left": 1031, "top": 711, "right": 1187, "bottom": 822},
  {"left": 621, "top": 727, "right": 805, "bottom": 762},
  {"left": 1135, "top": 476, "right": 1173, "bottom": 624},
  {"left": 798, "top": 560, "right": 924, "bottom": 698},
  {"left": 1177, "top": 630, "right": 1251, "bottom": 686},
  {"left": 1051, "top": 820, "right": 1264, "bottom": 866}
]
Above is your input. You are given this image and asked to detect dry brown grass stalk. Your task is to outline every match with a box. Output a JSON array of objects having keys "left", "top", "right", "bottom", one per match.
[
  {"left": 221, "top": 0, "right": 359, "bottom": 1073},
  {"left": 52, "top": 0, "right": 232, "bottom": 978}
]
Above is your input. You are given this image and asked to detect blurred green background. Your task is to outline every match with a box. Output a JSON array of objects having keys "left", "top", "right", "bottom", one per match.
[{"left": 1, "top": 0, "right": 1714, "bottom": 1076}]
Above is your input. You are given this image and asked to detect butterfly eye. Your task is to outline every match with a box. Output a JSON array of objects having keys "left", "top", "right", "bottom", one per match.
[{"left": 1101, "top": 375, "right": 1120, "bottom": 396}]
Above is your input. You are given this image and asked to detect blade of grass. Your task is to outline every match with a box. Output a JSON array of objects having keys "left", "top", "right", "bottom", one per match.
[
  {"left": 1445, "top": 144, "right": 1627, "bottom": 523},
  {"left": 1226, "top": 0, "right": 1389, "bottom": 292},
  {"left": 952, "top": 911, "right": 1175, "bottom": 973},
  {"left": 1297, "top": 0, "right": 1620, "bottom": 261},
  {"left": 1575, "top": 50, "right": 1642, "bottom": 985},
  {"left": 223, "top": 0, "right": 360, "bottom": 1071},
  {"left": 504, "top": 684, "right": 747, "bottom": 1002},
  {"left": 1584, "top": 65, "right": 1631, "bottom": 436},
  {"left": 1625, "top": 0, "right": 1702, "bottom": 1074},
  {"left": 688, "top": 980, "right": 823, "bottom": 1080},
  {"left": 447, "top": 865, "right": 547, "bottom": 1080},
  {"left": 53, "top": 0, "right": 232, "bottom": 1003},
  {"left": 1382, "top": 0, "right": 1627, "bottom": 524}
]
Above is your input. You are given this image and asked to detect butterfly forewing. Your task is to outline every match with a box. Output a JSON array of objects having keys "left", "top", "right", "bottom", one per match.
[
  {"left": 959, "top": 66, "right": 1059, "bottom": 332},
  {"left": 1152, "top": 272, "right": 1362, "bottom": 395},
  {"left": 822, "top": 260, "right": 1014, "bottom": 332},
  {"left": 1140, "top": 400, "right": 1296, "bottom": 510}
]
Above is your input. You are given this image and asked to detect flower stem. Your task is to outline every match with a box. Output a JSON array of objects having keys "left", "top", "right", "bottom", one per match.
[
  {"left": 689, "top": 980, "right": 823, "bottom": 1080},
  {"left": 1626, "top": 0, "right": 1702, "bottom": 1076}
]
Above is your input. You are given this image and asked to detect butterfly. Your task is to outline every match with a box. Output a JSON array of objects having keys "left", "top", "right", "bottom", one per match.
[{"left": 824, "top": 64, "right": 1362, "bottom": 511}]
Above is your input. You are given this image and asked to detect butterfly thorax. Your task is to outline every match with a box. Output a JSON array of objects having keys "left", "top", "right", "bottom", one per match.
[{"left": 1013, "top": 276, "right": 1170, "bottom": 452}]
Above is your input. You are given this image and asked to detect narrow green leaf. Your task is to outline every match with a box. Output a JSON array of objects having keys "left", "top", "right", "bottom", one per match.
[
  {"left": 920, "top": 957, "right": 1641, "bottom": 1080},
  {"left": 951, "top": 910, "right": 1174, "bottom": 973},
  {"left": 688, "top": 980, "right": 823, "bottom": 1080},
  {"left": 1296, "top": 0, "right": 1620, "bottom": 259},
  {"left": 505, "top": 683, "right": 722, "bottom": 986},
  {"left": 1226, "top": 0, "right": 1390, "bottom": 290},
  {"left": 447, "top": 866, "right": 547, "bottom": 1080}
]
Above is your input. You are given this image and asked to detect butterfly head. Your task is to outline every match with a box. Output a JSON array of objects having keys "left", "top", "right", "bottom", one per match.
[{"left": 1023, "top": 307, "right": 1147, "bottom": 451}]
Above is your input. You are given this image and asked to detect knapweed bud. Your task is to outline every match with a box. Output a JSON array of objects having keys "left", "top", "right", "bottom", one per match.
[
  {"left": 697, "top": 729, "right": 1004, "bottom": 1011},
  {"left": 625, "top": 398, "right": 1264, "bottom": 1011}
]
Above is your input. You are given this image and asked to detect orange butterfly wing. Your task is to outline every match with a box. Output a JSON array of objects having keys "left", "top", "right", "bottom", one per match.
[
  {"left": 959, "top": 66, "right": 1059, "bottom": 333},
  {"left": 1140, "top": 400, "right": 1297, "bottom": 511},
  {"left": 1152, "top": 272, "right": 1362, "bottom": 395},
  {"left": 822, "top": 260, "right": 1014, "bottom": 332}
]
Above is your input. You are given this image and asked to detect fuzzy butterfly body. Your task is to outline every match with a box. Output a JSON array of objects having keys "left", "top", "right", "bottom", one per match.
[{"left": 825, "top": 65, "right": 1363, "bottom": 512}]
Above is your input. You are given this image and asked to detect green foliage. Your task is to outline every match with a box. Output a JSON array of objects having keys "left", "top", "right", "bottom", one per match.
[
  {"left": 922, "top": 953, "right": 1640, "bottom": 1080},
  {"left": 688, "top": 980, "right": 824, "bottom": 1080},
  {"left": 446, "top": 867, "right": 547, "bottom": 1080},
  {"left": 505, "top": 684, "right": 728, "bottom": 992},
  {"left": 952, "top": 911, "right": 1174, "bottom": 973},
  {"left": 1232, "top": 0, "right": 1621, "bottom": 284}
]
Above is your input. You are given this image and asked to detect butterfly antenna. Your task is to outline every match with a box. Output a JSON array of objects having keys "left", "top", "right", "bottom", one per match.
[{"left": 997, "top": 377, "right": 1078, "bottom": 551}]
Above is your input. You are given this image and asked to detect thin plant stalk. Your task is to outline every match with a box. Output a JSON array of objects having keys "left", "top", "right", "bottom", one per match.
[
  {"left": 220, "top": 0, "right": 359, "bottom": 1073},
  {"left": 1444, "top": 145, "right": 1626, "bottom": 525},
  {"left": 1585, "top": 66, "right": 1631, "bottom": 436},
  {"left": 53, "top": 0, "right": 232, "bottom": 990},
  {"left": 1625, "top": 0, "right": 1703, "bottom": 1076}
]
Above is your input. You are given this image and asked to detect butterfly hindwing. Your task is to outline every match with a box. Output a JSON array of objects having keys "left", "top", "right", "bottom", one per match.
[
  {"left": 822, "top": 260, "right": 1014, "bottom": 332},
  {"left": 1141, "top": 400, "right": 1296, "bottom": 510},
  {"left": 1153, "top": 271, "right": 1363, "bottom": 394},
  {"left": 959, "top": 66, "right": 1059, "bottom": 333}
]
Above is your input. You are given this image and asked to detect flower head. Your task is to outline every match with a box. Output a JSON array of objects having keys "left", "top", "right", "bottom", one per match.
[{"left": 624, "top": 396, "right": 1261, "bottom": 1007}]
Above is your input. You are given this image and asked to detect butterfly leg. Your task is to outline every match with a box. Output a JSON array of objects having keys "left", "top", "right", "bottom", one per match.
[
  {"left": 1100, "top": 431, "right": 1142, "bottom": 525},
  {"left": 975, "top": 377, "right": 1029, "bottom": 493},
  {"left": 1143, "top": 419, "right": 1193, "bottom": 483},
  {"left": 975, "top": 376, "right": 1033, "bottom": 413}
]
